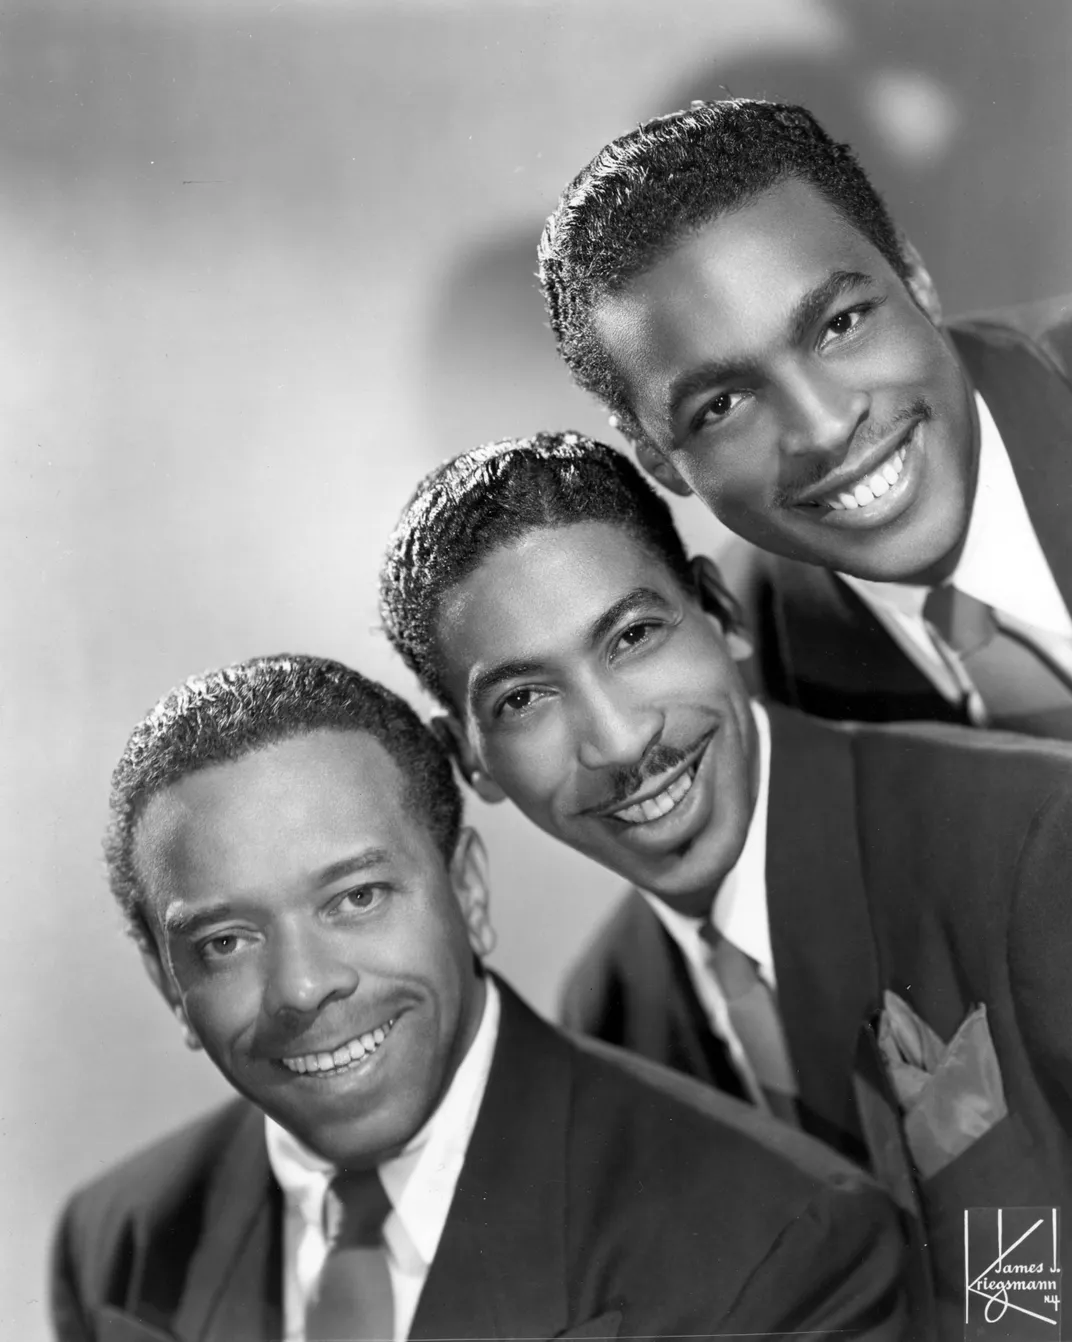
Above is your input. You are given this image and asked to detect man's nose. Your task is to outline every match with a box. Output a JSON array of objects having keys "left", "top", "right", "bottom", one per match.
[
  {"left": 576, "top": 684, "right": 663, "bottom": 773},
  {"left": 262, "top": 922, "right": 359, "bottom": 1020},
  {"left": 778, "top": 367, "right": 870, "bottom": 461}
]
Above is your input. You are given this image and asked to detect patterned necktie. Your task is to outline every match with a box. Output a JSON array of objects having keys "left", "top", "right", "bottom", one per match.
[
  {"left": 305, "top": 1168, "right": 394, "bottom": 1342},
  {"left": 923, "top": 584, "right": 1072, "bottom": 737},
  {"left": 701, "top": 924, "right": 799, "bottom": 1126}
]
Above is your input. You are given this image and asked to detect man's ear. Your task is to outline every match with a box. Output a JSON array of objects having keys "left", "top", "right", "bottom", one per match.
[
  {"left": 635, "top": 439, "right": 693, "bottom": 498},
  {"left": 690, "top": 555, "right": 753, "bottom": 662},
  {"left": 430, "top": 713, "right": 506, "bottom": 805},
  {"left": 450, "top": 827, "right": 496, "bottom": 959},
  {"left": 137, "top": 923, "right": 202, "bottom": 1051},
  {"left": 900, "top": 236, "right": 943, "bottom": 325}
]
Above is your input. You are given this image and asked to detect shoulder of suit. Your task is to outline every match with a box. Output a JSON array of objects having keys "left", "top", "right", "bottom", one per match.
[
  {"left": 61, "top": 1097, "right": 254, "bottom": 1233},
  {"left": 948, "top": 295, "right": 1072, "bottom": 379},
  {"left": 562, "top": 1026, "right": 875, "bottom": 1200},
  {"left": 852, "top": 716, "right": 1072, "bottom": 772}
]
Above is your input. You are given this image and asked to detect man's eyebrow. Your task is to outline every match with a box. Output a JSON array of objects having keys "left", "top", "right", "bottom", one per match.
[
  {"left": 468, "top": 588, "right": 673, "bottom": 712},
  {"left": 162, "top": 850, "right": 395, "bottom": 937},
  {"left": 787, "top": 269, "right": 874, "bottom": 347},
  {"left": 469, "top": 659, "right": 546, "bottom": 713},
  {"left": 313, "top": 849, "right": 394, "bottom": 886},
  {"left": 665, "top": 268, "right": 875, "bottom": 428},
  {"left": 588, "top": 587, "right": 674, "bottom": 646},
  {"left": 164, "top": 903, "right": 236, "bottom": 939}
]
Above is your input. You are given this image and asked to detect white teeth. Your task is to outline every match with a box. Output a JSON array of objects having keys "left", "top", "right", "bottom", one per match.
[
  {"left": 613, "top": 763, "right": 697, "bottom": 826},
  {"left": 826, "top": 440, "right": 908, "bottom": 512},
  {"left": 867, "top": 473, "right": 890, "bottom": 497},
  {"left": 280, "top": 1019, "right": 395, "bottom": 1075}
]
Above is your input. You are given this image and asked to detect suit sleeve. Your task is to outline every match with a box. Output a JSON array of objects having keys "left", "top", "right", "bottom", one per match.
[
  {"left": 50, "top": 1199, "right": 95, "bottom": 1342},
  {"left": 719, "top": 1175, "right": 910, "bottom": 1341},
  {"left": 1007, "top": 782, "right": 1072, "bottom": 1117}
]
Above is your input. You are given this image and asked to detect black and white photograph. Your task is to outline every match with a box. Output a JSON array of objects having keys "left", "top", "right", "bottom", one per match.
[{"left": 4, "top": 2, "right": 1072, "bottom": 1339}]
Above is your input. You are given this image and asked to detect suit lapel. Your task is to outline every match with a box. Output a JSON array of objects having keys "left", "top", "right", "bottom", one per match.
[
  {"left": 765, "top": 707, "right": 879, "bottom": 1159},
  {"left": 171, "top": 1104, "right": 282, "bottom": 1342},
  {"left": 410, "top": 979, "right": 570, "bottom": 1342},
  {"left": 765, "top": 555, "right": 966, "bottom": 723},
  {"left": 951, "top": 320, "right": 1072, "bottom": 616},
  {"left": 618, "top": 892, "right": 749, "bottom": 1097}
]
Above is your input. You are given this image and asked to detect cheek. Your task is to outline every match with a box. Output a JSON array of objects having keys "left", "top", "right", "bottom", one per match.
[
  {"left": 182, "top": 977, "right": 259, "bottom": 1054},
  {"left": 679, "top": 432, "right": 777, "bottom": 515},
  {"left": 486, "top": 727, "right": 570, "bottom": 818}
]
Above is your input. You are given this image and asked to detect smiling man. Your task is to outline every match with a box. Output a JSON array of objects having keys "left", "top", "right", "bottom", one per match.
[
  {"left": 51, "top": 653, "right": 907, "bottom": 1342},
  {"left": 380, "top": 432, "right": 1072, "bottom": 1328},
  {"left": 539, "top": 98, "right": 1072, "bottom": 736}
]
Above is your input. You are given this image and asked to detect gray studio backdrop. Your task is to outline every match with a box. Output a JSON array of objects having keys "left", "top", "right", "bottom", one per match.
[{"left": 3, "top": 0, "right": 1071, "bottom": 1336}]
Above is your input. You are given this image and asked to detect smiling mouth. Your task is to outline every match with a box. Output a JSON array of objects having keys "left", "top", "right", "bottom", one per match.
[
  {"left": 603, "top": 735, "right": 711, "bottom": 826},
  {"left": 795, "top": 420, "right": 918, "bottom": 513},
  {"left": 823, "top": 443, "right": 906, "bottom": 511},
  {"left": 279, "top": 1017, "right": 396, "bottom": 1077}
]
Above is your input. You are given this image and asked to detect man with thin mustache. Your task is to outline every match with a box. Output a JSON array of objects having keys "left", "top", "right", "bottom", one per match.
[
  {"left": 538, "top": 98, "right": 1072, "bottom": 737},
  {"left": 380, "top": 431, "right": 1072, "bottom": 1330},
  {"left": 52, "top": 653, "right": 905, "bottom": 1341}
]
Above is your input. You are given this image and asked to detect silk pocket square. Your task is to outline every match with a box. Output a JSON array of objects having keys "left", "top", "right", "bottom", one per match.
[{"left": 878, "top": 991, "right": 1007, "bottom": 1180}]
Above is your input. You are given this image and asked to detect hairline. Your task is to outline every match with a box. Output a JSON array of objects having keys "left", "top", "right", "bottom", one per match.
[
  {"left": 429, "top": 515, "right": 699, "bottom": 721},
  {"left": 127, "top": 722, "right": 456, "bottom": 935}
]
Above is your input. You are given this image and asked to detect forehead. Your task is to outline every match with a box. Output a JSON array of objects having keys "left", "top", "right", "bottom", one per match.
[
  {"left": 437, "top": 521, "right": 681, "bottom": 682},
  {"left": 594, "top": 178, "right": 888, "bottom": 384},
  {"left": 134, "top": 730, "right": 426, "bottom": 910}
]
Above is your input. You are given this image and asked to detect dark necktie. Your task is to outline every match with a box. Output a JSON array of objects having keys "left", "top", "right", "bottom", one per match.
[
  {"left": 305, "top": 1168, "right": 394, "bottom": 1342},
  {"left": 700, "top": 924, "right": 799, "bottom": 1126},
  {"left": 923, "top": 584, "right": 1072, "bottom": 737}
]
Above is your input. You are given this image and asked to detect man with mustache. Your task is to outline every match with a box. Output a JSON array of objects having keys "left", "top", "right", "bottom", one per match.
[
  {"left": 380, "top": 431, "right": 1072, "bottom": 1329},
  {"left": 52, "top": 653, "right": 905, "bottom": 1341},
  {"left": 538, "top": 98, "right": 1072, "bottom": 737}
]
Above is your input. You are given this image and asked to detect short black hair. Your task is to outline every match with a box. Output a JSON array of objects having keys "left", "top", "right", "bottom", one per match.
[
  {"left": 106, "top": 653, "right": 462, "bottom": 943},
  {"left": 538, "top": 98, "right": 912, "bottom": 445},
  {"left": 380, "top": 431, "right": 731, "bottom": 710}
]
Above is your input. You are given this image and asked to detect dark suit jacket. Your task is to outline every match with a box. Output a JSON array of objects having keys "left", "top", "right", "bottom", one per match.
[
  {"left": 562, "top": 705, "right": 1072, "bottom": 1324},
  {"left": 736, "top": 297, "right": 1072, "bottom": 726},
  {"left": 52, "top": 977, "right": 905, "bottom": 1342}
]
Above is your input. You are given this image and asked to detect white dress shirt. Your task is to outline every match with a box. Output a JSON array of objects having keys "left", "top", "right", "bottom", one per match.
[
  {"left": 265, "top": 977, "right": 501, "bottom": 1342},
  {"left": 641, "top": 700, "right": 775, "bottom": 1111},
  {"left": 840, "top": 392, "right": 1072, "bottom": 716}
]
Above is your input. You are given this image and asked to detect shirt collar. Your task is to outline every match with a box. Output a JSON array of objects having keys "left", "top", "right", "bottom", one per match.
[
  {"left": 265, "top": 974, "right": 501, "bottom": 1267},
  {"left": 841, "top": 392, "right": 1071, "bottom": 638},
  {"left": 642, "top": 699, "right": 773, "bottom": 978}
]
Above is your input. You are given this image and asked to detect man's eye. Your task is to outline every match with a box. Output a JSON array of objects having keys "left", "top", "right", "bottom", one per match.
[
  {"left": 696, "top": 390, "right": 746, "bottom": 428},
  {"left": 341, "top": 885, "right": 387, "bottom": 912},
  {"left": 821, "top": 299, "right": 882, "bottom": 347},
  {"left": 495, "top": 687, "right": 539, "bottom": 718},
  {"left": 615, "top": 621, "right": 657, "bottom": 653},
  {"left": 198, "top": 932, "right": 246, "bottom": 963},
  {"left": 826, "top": 308, "right": 862, "bottom": 338}
]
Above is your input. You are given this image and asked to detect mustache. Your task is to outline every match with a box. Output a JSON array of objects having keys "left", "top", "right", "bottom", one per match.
[
  {"left": 774, "top": 398, "right": 932, "bottom": 508},
  {"left": 599, "top": 737, "right": 703, "bottom": 811}
]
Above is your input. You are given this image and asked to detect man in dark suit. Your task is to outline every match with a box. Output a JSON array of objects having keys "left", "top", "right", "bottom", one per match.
[
  {"left": 538, "top": 98, "right": 1072, "bottom": 737},
  {"left": 52, "top": 653, "right": 904, "bottom": 1342},
  {"left": 379, "top": 432, "right": 1072, "bottom": 1331}
]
